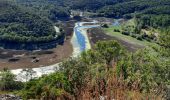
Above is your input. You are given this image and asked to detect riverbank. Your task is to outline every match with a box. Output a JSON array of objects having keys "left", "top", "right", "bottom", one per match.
[
  {"left": 10, "top": 20, "right": 100, "bottom": 81},
  {"left": 0, "top": 18, "right": 100, "bottom": 81},
  {"left": 88, "top": 28, "right": 144, "bottom": 52},
  {"left": 71, "top": 22, "right": 95, "bottom": 57},
  {"left": 0, "top": 39, "right": 72, "bottom": 70},
  {"left": 0, "top": 20, "right": 75, "bottom": 70}
]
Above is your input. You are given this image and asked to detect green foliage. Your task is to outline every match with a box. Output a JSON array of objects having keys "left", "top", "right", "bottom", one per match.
[
  {"left": 94, "top": 40, "right": 125, "bottom": 64},
  {"left": 69, "top": 0, "right": 116, "bottom": 11},
  {"left": 60, "top": 40, "right": 170, "bottom": 96},
  {"left": 97, "top": 0, "right": 170, "bottom": 18},
  {"left": 117, "top": 48, "right": 170, "bottom": 93},
  {"left": 159, "top": 27, "right": 170, "bottom": 57},
  {"left": 21, "top": 72, "right": 70, "bottom": 99},
  {"left": 97, "top": 0, "right": 170, "bottom": 34},
  {"left": 101, "top": 24, "right": 109, "bottom": 28},
  {"left": 59, "top": 41, "right": 124, "bottom": 96},
  {"left": 122, "top": 31, "right": 130, "bottom": 36},
  {"left": 48, "top": 6, "right": 70, "bottom": 21},
  {"left": 0, "top": 41, "right": 169, "bottom": 99},
  {"left": 0, "top": 1, "right": 57, "bottom": 43},
  {"left": 0, "top": 69, "right": 23, "bottom": 91},
  {"left": 0, "top": 0, "right": 169, "bottom": 98},
  {"left": 136, "top": 14, "right": 170, "bottom": 29}
]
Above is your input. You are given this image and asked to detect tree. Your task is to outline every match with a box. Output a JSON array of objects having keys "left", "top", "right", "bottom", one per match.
[
  {"left": 117, "top": 48, "right": 170, "bottom": 93},
  {"left": 158, "top": 27, "right": 170, "bottom": 57},
  {"left": 94, "top": 40, "right": 125, "bottom": 64},
  {"left": 21, "top": 72, "right": 71, "bottom": 99},
  {"left": 0, "top": 68, "right": 23, "bottom": 91}
]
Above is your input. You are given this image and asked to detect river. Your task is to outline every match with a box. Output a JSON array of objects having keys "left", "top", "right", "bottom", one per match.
[{"left": 11, "top": 21, "right": 100, "bottom": 81}]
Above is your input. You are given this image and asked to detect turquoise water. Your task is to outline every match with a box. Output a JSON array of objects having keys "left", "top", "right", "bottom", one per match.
[{"left": 75, "top": 22, "right": 100, "bottom": 51}]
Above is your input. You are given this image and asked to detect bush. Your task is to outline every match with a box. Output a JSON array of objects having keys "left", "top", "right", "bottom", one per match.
[
  {"left": 0, "top": 69, "right": 24, "bottom": 91},
  {"left": 20, "top": 72, "right": 70, "bottom": 99},
  {"left": 131, "top": 34, "right": 137, "bottom": 38},
  {"left": 123, "top": 14, "right": 133, "bottom": 19},
  {"left": 122, "top": 31, "right": 130, "bottom": 35},
  {"left": 114, "top": 29, "right": 120, "bottom": 32},
  {"left": 145, "top": 37, "right": 151, "bottom": 42},
  {"left": 101, "top": 24, "right": 109, "bottom": 28},
  {"left": 137, "top": 35, "right": 143, "bottom": 41}
]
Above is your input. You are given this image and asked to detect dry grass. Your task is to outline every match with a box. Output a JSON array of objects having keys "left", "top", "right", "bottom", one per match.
[{"left": 65, "top": 64, "right": 164, "bottom": 100}]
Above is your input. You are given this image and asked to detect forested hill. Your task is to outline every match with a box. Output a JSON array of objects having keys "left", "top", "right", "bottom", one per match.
[
  {"left": 16, "top": 0, "right": 117, "bottom": 11},
  {"left": 97, "top": 0, "right": 170, "bottom": 29},
  {"left": 0, "top": 1, "right": 57, "bottom": 43},
  {"left": 15, "top": 0, "right": 170, "bottom": 19},
  {"left": 97, "top": 0, "right": 170, "bottom": 17},
  {"left": 0, "top": 0, "right": 170, "bottom": 44},
  {"left": 16, "top": 0, "right": 70, "bottom": 21},
  {"left": 0, "top": 0, "right": 118, "bottom": 43}
]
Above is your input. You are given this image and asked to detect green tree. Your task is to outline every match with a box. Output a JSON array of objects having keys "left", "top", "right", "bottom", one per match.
[
  {"left": 159, "top": 27, "right": 170, "bottom": 56},
  {"left": 0, "top": 69, "right": 23, "bottom": 91}
]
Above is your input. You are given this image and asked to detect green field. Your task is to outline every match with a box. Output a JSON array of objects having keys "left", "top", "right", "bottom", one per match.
[{"left": 103, "top": 19, "right": 158, "bottom": 47}]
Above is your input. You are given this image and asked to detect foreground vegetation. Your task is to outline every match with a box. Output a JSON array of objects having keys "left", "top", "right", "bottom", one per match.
[{"left": 0, "top": 38, "right": 169, "bottom": 99}]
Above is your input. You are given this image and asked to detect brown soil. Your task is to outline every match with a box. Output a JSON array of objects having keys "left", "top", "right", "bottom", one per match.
[
  {"left": 0, "top": 39, "right": 72, "bottom": 70},
  {"left": 88, "top": 28, "right": 144, "bottom": 52}
]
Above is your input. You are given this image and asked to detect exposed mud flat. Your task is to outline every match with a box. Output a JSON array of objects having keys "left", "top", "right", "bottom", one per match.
[{"left": 0, "top": 39, "right": 72, "bottom": 70}]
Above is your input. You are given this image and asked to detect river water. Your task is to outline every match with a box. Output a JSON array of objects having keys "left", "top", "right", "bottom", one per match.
[
  {"left": 11, "top": 21, "right": 100, "bottom": 81},
  {"left": 112, "top": 19, "right": 120, "bottom": 26}
]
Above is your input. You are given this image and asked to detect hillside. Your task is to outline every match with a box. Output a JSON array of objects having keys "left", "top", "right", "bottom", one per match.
[
  {"left": 97, "top": 0, "right": 170, "bottom": 17},
  {"left": 16, "top": 0, "right": 71, "bottom": 21},
  {"left": 0, "top": 1, "right": 57, "bottom": 43},
  {"left": 97, "top": 0, "right": 170, "bottom": 31}
]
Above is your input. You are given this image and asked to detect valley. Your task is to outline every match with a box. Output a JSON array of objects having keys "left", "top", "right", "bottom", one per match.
[{"left": 0, "top": 0, "right": 169, "bottom": 99}]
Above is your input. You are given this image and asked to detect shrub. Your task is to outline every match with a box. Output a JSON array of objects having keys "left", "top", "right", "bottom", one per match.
[
  {"left": 20, "top": 72, "right": 70, "bottom": 99},
  {"left": 145, "top": 37, "right": 151, "bottom": 42},
  {"left": 137, "top": 35, "right": 143, "bottom": 41},
  {"left": 114, "top": 29, "right": 120, "bottom": 32},
  {"left": 0, "top": 69, "right": 24, "bottom": 91},
  {"left": 123, "top": 14, "right": 132, "bottom": 19},
  {"left": 122, "top": 31, "right": 130, "bottom": 35},
  {"left": 131, "top": 34, "right": 137, "bottom": 38},
  {"left": 101, "top": 24, "right": 109, "bottom": 28}
]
